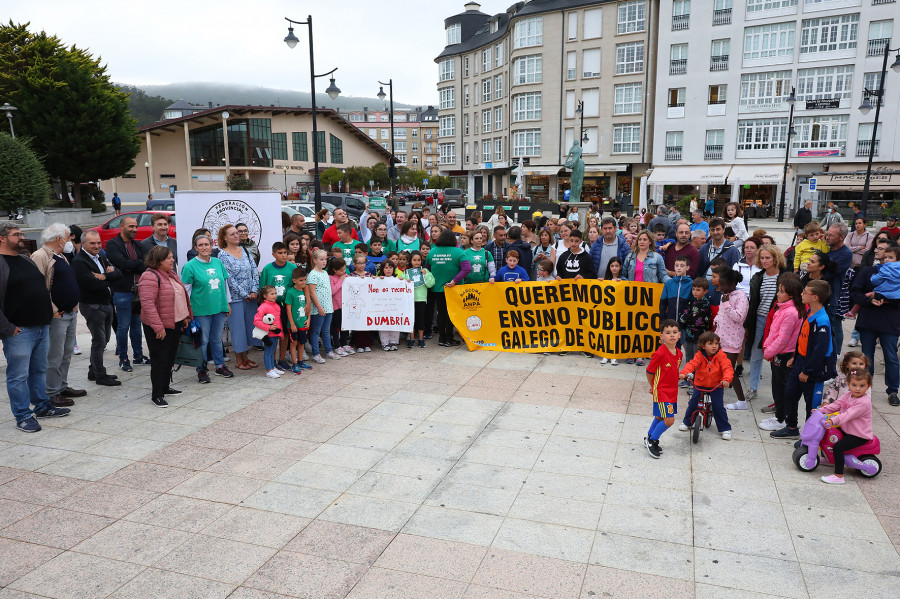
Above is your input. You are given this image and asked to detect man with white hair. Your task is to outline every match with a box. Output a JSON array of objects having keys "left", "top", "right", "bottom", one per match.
[{"left": 32, "top": 224, "right": 86, "bottom": 407}]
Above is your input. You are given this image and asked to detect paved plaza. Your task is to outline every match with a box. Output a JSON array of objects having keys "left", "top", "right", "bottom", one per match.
[{"left": 0, "top": 316, "right": 898, "bottom": 599}]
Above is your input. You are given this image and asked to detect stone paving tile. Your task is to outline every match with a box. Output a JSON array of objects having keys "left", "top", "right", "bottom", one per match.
[
  {"left": 201, "top": 506, "right": 310, "bottom": 549},
  {"left": 52, "top": 482, "right": 158, "bottom": 518},
  {"left": 319, "top": 493, "right": 419, "bottom": 532},
  {"left": 0, "top": 537, "right": 62, "bottom": 587},
  {"left": 580, "top": 565, "right": 694, "bottom": 599},
  {"left": 0, "top": 472, "right": 86, "bottom": 504},
  {"left": 140, "top": 442, "right": 231, "bottom": 470},
  {"left": 168, "top": 470, "right": 265, "bottom": 504},
  {"left": 374, "top": 533, "right": 486, "bottom": 581},
  {"left": 589, "top": 531, "right": 695, "bottom": 582},
  {"left": 693, "top": 548, "right": 806, "bottom": 599},
  {"left": 154, "top": 533, "right": 278, "bottom": 584},
  {"left": 244, "top": 550, "right": 368, "bottom": 599},
  {"left": 492, "top": 518, "right": 594, "bottom": 562},
  {"left": 801, "top": 563, "right": 900, "bottom": 599},
  {"left": 345, "top": 567, "right": 468, "bottom": 599},
  {"left": 123, "top": 493, "right": 231, "bottom": 533},
  {"left": 285, "top": 519, "right": 394, "bottom": 565},
  {"left": 101, "top": 461, "right": 195, "bottom": 493},
  {"left": 0, "top": 507, "right": 113, "bottom": 549},
  {"left": 242, "top": 482, "right": 339, "bottom": 518},
  {"left": 403, "top": 505, "right": 504, "bottom": 546},
  {"left": 471, "top": 548, "right": 587, "bottom": 599},
  {"left": 7, "top": 551, "right": 144, "bottom": 599},
  {"left": 107, "top": 568, "right": 236, "bottom": 599},
  {"left": 36, "top": 452, "right": 131, "bottom": 481},
  {"left": 72, "top": 519, "right": 190, "bottom": 565}
]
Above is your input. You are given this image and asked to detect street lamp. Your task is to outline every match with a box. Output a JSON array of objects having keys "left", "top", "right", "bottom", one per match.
[
  {"left": 144, "top": 161, "right": 151, "bottom": 198},
  {"left": 2, "top": 103, "right": 16, "bottom": 138},
  {"left": 284, "top": 16, "right": 341, "bottom": 213},
  {"left": 377, "top": 81, "right": 398, "bottom": 210},
  {"left": 857, "top": 45, "right": 900, "bottom": 218},
  {"left": 777, "top": 87, "right": 797, "bottom": 223}
]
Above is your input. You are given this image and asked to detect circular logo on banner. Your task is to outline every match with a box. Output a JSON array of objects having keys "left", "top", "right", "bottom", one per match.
[
  {"left": 466, "top": 315, "right": 482, "bottom": 332},
  {"left": 203, "top": 199, "right": 262, "bottom": 243}
]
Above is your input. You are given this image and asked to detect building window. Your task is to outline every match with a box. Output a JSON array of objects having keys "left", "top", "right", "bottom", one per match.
[
  {"left": 514, "top": 17, "right": 543, "bottom": 48},
  {"left": 736, "top": 118, "right": 788, "bottom": 151},
  {"left": 613, "top": 123, "right": 641, "bottom": 154},
  {"left": 381, "top": 128, "right": 389, "bottom": 138},
  {"left": 857, "top": 122, "right": 881, "bottom": 157},
  {"left": 367, "top": 114, "right": 377, "bottom": 122},
  {"left": 395, "top": 128, "right": 407, "bottom": 139},
  {"left": 439, "top": 87, "right": 455, "bottom": 110},
  {"left": 495, "top": 106, "right": 503, "bottom": 130},
  {"left": 513, "top": 92, "right": 542, "bottom": 121},
  {"left": 711, "top": 39, "right": 730, "bottom": 71},
  {"left": 412, "top": 142, "right": 419, "bottom": 152},
  {"left": 743, "top": 22, "right": 795, "bottom": 60},
  {"left": 329, "top": 134, "right": 343, "bottom": 164},
  {"left": 412, "top": 129, "right": 418, "bottom": 138},
  {"left": 582, "top": 88, "right": 600, "bottom": 117},
  {"left": 367, "top": 128, "right": 377, "bottom": 139},
  {"left": 614, "top": 82, "right": 643, "bottom": 114},
  {"left": 291, "top": 132, "right": 308, "bottom": 161},
  {"left": 482, "top": 142, "right": 491, "bottom": 163},
  {"left": 666, "top": 131, "right": 684, "bottom": 161},
  {"left": 583, "top": 48, "right": 601, "bottom": 77},
  {"left": 616, "top": 41, "right": 645, "bottom": 74},
  {"left": 617, "top": 1, "right": 646, "bottom": 34},
  {"left": 705, "top": 129, "right": 725, "bottom": 160},
  {"left": 566, "top": 52, "right": 576, "bottom": 80},
  {"left": 439, "top": 143, "right": 455, "bottom": 164},
  {"left": 439, "top": 59, "right": 455, "bottom": 82},
  {"left": 709, "top": 84, "right": 728, "bottom": 104},
  {"left": 464, "top": 114, "right": 470, "bottom": 135},
  {"left": 584, "top": 9, "right": 602, "bottom": 39},
  {"left": 793, "top": 115, "right": 848, "bottom": 150},
  {"left": 714, "top": 0, "right": 733, "bottom": 26},
  {"left": 740, "top": 70, "right": 792, "bottom": 108},
  {"left": 447, "top": 23, "right": 461, "bottom": 45},
  {"left": 381, "top": 142, "right": 389, "bottom": 151},
  {"left": 495, "top": 75, "right": 503, "bottom": 99},
  {"left": 380, "top": 114, "right": 389, "bottom": 122},
  {"left": 514, "top": 55, "right": 543, "bottom": 85},
  {"left": 494, "top": 137, "right": 503, "bottom": 161},
  {"left": 495, "top": 43, "right": 504, "bottom": 67},
  {"left": 464, "top": 56, "right": 469, "bottom": 77},
  {"left": 349, "top": 114, "right": 364, "bottom": 122},
  {"left": 797, "top": 65, "right": 854, "bottom": 102},
  {"left": 474, "top": 113, "right": 479, "bottom": 134},
  {"left": 513, "top": 129, "right": 541, "bottom": 156},
  {"left": 867, "top": 20, "right": 893, "bottom": 57},
  {"left": 669, "top": 87, "right": 686, "bottom": 107},
  {"left": 670, "top": 44, "right": 688, "bottom": 75},
  {"left": 800, "top": 14, "right": 859, "bottom": 55},
  {"left": 411, "top": 156, "right": 419, "bottom": 165},
  {"left": 482, "top": 79, "right": 492, "bottom": 103},
  {"left": 482, "top": 109, "right": 492, "bottom": 133},
  {"left": 864, "top": 72, "right": 885, "bottom": 107},
  {"left": 483, "top": 47, "right": 492, "bottom": 72},
  {"left": 568, "top": 12, "right": 578, "bottom": 41},
  {"left": 464, "top": 142, "right": 470, "bottom": 163},
  {"left": 464, "top": 85, "right": 469, "bottom": 107},
  {"left": 394, "top": 141, "right": 407, "bottom": 153},
  {"left": 439, "top": 115, "right": 456, "bottom": 137},
  {"left": 672, "top": 0, "right": 691, "bottom": 31},
  {"left": 315, "top": 132, "right": 326, "bottom": 162},
  {"left": 271, "top": 132, "right": 287, "bottom": 160},
  {"left": 746, "top": 0, "right": 796, "bottom": 13}
]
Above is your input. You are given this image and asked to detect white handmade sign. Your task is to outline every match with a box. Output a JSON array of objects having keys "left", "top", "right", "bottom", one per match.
[{"left": 342, "top": 277, "right": 414, "bottom": 332}]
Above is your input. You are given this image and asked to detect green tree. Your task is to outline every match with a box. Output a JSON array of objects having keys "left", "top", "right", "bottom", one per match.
[
  {"left": 0, "top": 22, "right": 141, "bottom": 207},
  {"left": 319, "top": 167, "right": 343, "bottom": 190},
  {"left": 117, "top": 84, "right": 174, "bottom": 127},
  {"left": 0, "top": 132, "right": 51, "bottom": 215},
  {"left": 225, "top": 174, "right": 253, "bottom": 191},
  {"left": 345, "top": 166, "right": 372, "bottom": 191},
  {"left": 369, "top": 162, "right": 390, "bottom": 188}
]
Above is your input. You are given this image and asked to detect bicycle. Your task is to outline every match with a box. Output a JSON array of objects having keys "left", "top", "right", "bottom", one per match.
[{"left": 684, "top": 374, "right": 725, "bottom": 444}]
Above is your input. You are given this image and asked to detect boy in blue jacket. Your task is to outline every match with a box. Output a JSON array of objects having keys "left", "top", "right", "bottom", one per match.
[
  {"left": 660, "top": 256, "right": 693, "bottom": 323},
  {"left": 771, "top": 279, "right": 837, "bottom": 438}
]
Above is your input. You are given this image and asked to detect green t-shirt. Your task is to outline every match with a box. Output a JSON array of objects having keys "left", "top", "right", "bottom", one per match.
[
  {"left": 425, "top": 246, "right": 467, "bottom": 292},
  {"left": 259, "top": 262, "right": 293, "bottom": 304},
  {"left": 391, "top": 237, "right": 420, "bottom": 254},
  {"left": 283, "top": 286, "right": 309, "bottom": 329},
  {"left": 464, "top": 248, "right": 491, "bottom": 284},
  {"left": 180, "top": 257, "right": 229, "bottom": 316},
  {"left": 333, "top": 241, "right": 357, "bottom": 273}
]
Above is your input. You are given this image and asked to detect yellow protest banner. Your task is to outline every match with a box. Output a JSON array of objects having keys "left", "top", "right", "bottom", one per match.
[{"left": 445, "top": 280, "right": 664, "bottom": 358}]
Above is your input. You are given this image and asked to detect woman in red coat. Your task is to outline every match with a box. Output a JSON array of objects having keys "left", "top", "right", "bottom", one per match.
[{"left": 138, "top": 246, "right": 192, "bottom": 407}]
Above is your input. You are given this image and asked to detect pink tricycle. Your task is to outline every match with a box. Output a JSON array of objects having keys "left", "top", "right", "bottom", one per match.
[{"left": 792, "top": 411, "right": 882, "bottom": 477}]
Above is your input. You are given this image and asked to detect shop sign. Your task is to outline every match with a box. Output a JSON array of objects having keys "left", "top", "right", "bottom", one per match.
[
  {"left": 797, "top": 148, "right": 844, "bottom": 158},
  {"left": 530, "top": 185, "right": 546, "bottom": 191},
  {"left": 805, "top": 98, "right": 840, "bottom": 110}
]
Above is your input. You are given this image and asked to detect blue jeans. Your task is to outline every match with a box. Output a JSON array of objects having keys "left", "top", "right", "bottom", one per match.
[
  {"left": 195, "top": 312, "right": 227, "bottom": 369},
  {"left": 2, "top": 325, "right": 51, "bottom": 422},
  {"left": 309, "top": 313, "right": 333, "bottom": 356},
  {"left": 829, "top": 311, "right": 844, "bottom": 355},
  {"left": 227, "top": 299, "right": 262, "bottom": 353},
  {"left": 113, "top": 291, "right": 144, "bottom": 361},
  {"left": 263, "top": 340, "right": 277, "bottom": 371},
  {"left": 859, "top": 328, "right": 900, "bottom": 395},
  {"left": 682, "top": 387, "right": 730, "bottom": 432},
  {"left": 748, "top": 323, "right": 765, "bottom": 393}
]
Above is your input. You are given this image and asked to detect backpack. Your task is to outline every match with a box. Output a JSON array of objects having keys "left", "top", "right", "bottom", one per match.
[{"left": 838, "top": 267, "right": 856, "bottom": 315}]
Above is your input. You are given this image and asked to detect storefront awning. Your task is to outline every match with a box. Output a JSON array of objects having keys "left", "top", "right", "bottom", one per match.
[
  {"left": 814, "top": 163, "right": 900, "bottom": 191},
  {"left": 584, "top": 164, "right": 627, "bottom": 173},
  {"left": 523, "top": 166, "right": 563, "bottom": 176},
  {"left": 647, "top": 165, "right": 731, "bottom": 186},
  {"left": 728, "top": 164, "right": 783, "bottom": 185}
]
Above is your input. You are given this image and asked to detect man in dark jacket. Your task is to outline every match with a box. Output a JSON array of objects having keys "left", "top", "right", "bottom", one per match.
[
  {"left": 73, "top": 230, "right": 123, "bottom": 387},
  {"left": 697, "top": 218, "right": 741, "bottom": 304},
  {"left": 105, "top": 216, "right": 149, "bottom": 372},
  {"left": 140, "top": 213, "right": 177, "bottom": 265},
  {"left": 506, "top": 226, "right": 533, "bottom": 277},
  {"left": 851, "top": 238, "right": 900, "bottom": 406},
  {"left": 793, "top": 200, "right": 813, "bottom": 234},
  {"left": 647, "top": 206, "right": 675, "bottom": 239}
]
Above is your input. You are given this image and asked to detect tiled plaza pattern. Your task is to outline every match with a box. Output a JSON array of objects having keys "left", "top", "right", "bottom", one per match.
[{"left": 0, "top": 320, "right": 899, "bottom": 599}]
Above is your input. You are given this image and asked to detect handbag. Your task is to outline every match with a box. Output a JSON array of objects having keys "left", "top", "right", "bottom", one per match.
[
  {"left": 174, "top": 333, "right": 204, "bottom": 368},
  {"left": 132, "top": 270, "right": 162, "bottom": 313}
]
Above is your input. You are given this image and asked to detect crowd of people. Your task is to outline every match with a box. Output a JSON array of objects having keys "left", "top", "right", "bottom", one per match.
[{"left": 1, "top": 197, "right": 896, "bottom": 466}]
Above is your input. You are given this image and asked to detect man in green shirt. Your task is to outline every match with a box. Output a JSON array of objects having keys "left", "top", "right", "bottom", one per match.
[{"left": 332, "top": 224, "right": 357, "bottom": 274}]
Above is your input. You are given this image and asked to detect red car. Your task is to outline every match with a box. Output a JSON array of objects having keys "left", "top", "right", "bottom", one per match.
[{"left": 90, "top": 210, "right": 177, "bottom": 248}]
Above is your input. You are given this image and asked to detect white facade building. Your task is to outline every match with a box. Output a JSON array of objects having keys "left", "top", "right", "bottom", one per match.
[{"left": 651, "top": 0, "right": 899, "bottom": 218}]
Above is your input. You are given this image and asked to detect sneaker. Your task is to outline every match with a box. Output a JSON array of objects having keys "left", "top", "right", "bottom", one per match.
[
  {"left": 341, "top": 345, "right": 354, "bottom": 355},
  {"left": 625, "top": 358, "right": 635, "bottom": 365},
  {"left": 364, "top": 347, "right": 371, "bottom": 352},
  {"left": 582, "top": 352, "right": 593, "bottom": 358},
  {"left": 678, "top": 423, "right": 689, "bottom": 431},
  {"left": 291, "top": 363, "right": 303, "bottom": 374},
  {"left": 721, "top": 430, "right": 732, "bottom": 440},
  {"left": 151, "top": 396, "right": 168, "bottom": 408},
  {"left": 276, "top": 359, "right": 293, "bottom": 370},
  {"left": 297, "top": 361, "right": 312, "bottom": 370},
  {"left": 758, "top": 417, "right": 786, "bottom": 431},
  {"left": 727, "top": 401, "right": 750, "bottom": 410},
  {"left": 745, "top": 390, "right": 758, "bottom": 400},
  {"left": 599, "top": 357, "right": 609, "bottom": 364},
  {"left": 16, "top": 416, "right": 41, "bottom": 433},
  {"left": 418, "top": 340, "right": 425, "bottom": 348},
  {"left": 119, "top": 359, "right": 133, "bottom": 372},
  {"left": 610, "top": 359, "right": 619, "bottom": 366},
  {"left": 424, "top": 334, "right": 432, "bottom": 340},
  {"left": 407, "top": 340, "right": 415, "bottom": 349},
  {"left": 333, "top": 348, "right": 347, "bottom": 357},
  {"left": 761, "top": 403, "right": 776, "bottom": 413},
  {"left": 197, "top": 369, "right": 211, "bottom": 384},
  {"left": 391, "top": 344, "right": 399, "bottom": 351},
  {"left": 847, "top": 338, "right": 859, "bottom": 347},
  {"left": 558, "top": 352, "right": 569, "bottom": 356},
  {"left": 357, "top": 347, "right": 366, "bottom": 353},
  {"left": 635, "top": 359, "right": 645, "bottom": 366},
  {"left": 770, "top": 426, "right": 800, "bottom": 438},
  {"left": 326, "top": 351, "right": 341, "bottom": 360},
  {"left": 679, "top": 380, "right": 691, "bottom": 388},
  {"left": 132, "top": 356, "right": 151, "bottom": 365},
  {"left": 164, "top": 388, "right": 182, "bottom": 395},
  {"left": 312, "top": 354, "right": 326, "bottom": 364},
  {"left": 382, "top": 345, "right": 391, "bottom": 351},
  {"left": 34, "top": 406, "right": 70, "bottom": 418},
  {"left": 274, "top": 367, "right": 285, "bottom": 375},
  {"left": 821, "top": 474, "right": 845, "bottom": 485},
  {"left": 647, "top": 439, "right": 661, "bottom": 459},
  {"left": 889, "top": 393, "right": 900, "bottom": 407},
  {"left": 215, "top": 366, "right": 234, "bottom": 378},
  {"left": 73, "top": 344, "right": 81, "bottom": 355},
  {"left": 448, "top": 339, "right": 461, "bottom": 346},
  {"left": 266, "top": 369, "right": 281, "bottom": 378}
]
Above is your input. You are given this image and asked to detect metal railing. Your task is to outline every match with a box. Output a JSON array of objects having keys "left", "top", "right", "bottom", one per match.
[
  {"left": 673, "top": 14, "right": 690, "bottom": 31},
  {"left": 665, "top": 146, "right": 683, "bottom": 161},
  {"left": 868, "top": 38, "right": 890, "bottom": 57},
  {"left": 857, "top": 139, "right": 879, "bottom": 157},
  {"left": 705, "top": 145, "right": 724, "bottom": 160},
  {"left": 710, "top": 55, "right": 729, "bottom": 71},
  {"left": 872, "top": 0, "right": 895, "bottom": 4},
  {"left": 669, "top": 59, "right": 687, "bottom": 75},
  {"left": 713, "top": 8, "right": 732, "bottom": 26}
]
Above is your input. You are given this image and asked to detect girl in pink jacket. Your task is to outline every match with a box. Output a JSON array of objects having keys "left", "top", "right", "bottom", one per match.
[
  {"left": 714, "top": 268, "right": 750, "bottom": 410},
  {"left": 254, "top": 285, "right": 283, "bottom": 378},
  {"left": 818, "top": 369, "right": 874, "bottom": 484},
  {"left": 759, "top": 273, "right": 806, "bottom": 431}
]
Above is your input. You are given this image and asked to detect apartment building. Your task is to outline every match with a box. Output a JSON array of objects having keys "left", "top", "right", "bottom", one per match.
[
  {"left": 343, "top": 106, "right": 441, "bottom": 177},
  {"left": 435, "top": 0, "right": 658, "bottom": 206},
  {"left": 651, "top": 0, "right": 899, "bottom": 217}
]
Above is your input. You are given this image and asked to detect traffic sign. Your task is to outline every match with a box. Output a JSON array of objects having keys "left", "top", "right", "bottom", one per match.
[
  {"left": 809, "top": 177, "right": 817, "bottom": 191},
  {"left": 423, "top": 178, "right": 428, "bottom": 185}
]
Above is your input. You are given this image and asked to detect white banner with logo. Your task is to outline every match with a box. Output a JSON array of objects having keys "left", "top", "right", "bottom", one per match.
[
  {"left": 341, "top": 277, "right": 414, "bottom": 332},
  {"left": 173, "top": 191, "right": 282, "bottom": 269}
]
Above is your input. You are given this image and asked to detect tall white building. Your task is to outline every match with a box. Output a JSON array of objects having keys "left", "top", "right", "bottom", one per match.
[
  {"left": 435, "top": 1, "right": 659, "bottom": 208},
  {"left": 650, "top": 0, "right": 899, "bottom": 218}
]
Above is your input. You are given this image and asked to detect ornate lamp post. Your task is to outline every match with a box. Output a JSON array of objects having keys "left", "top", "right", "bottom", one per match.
[
  {"left": 377, "top": 81, "right": 398, "bottom": 210},
  {"left": 857, "top": 46, "right": 900, "bottom": 218},
  {"left": 777, "top": 87, "right": 797, "bottom": 223}
]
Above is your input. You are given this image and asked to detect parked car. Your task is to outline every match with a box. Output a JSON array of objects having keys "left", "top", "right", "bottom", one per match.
[
  {"left": 146, "top": 199, "right": 175, "bottom": 211},
  {"left": 421, "top": 189, "right": 442, "bottom": 206},
  {"left": 443, "top": 188, "right": 464, "bottom": 208},
  {"left": 90, "top": 210, "right": 176, "bottom": 248},
  {"left": 281, "top": 206, "right": 317, "bottom": 236},
  {"left": 320, "top": 193, "right": 367, "bottom": 220}
]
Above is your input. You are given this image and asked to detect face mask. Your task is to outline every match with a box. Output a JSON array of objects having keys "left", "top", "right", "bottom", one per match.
[{"left": 63, "top": 241, "right": 74, "bottom": 253}]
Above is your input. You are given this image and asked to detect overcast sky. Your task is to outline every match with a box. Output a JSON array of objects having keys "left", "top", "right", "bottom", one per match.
[{"left": 6, "top": 0, "right": 485, "bottom": 106}]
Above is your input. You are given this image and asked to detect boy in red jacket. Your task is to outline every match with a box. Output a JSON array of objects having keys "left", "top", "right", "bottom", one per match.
[{"left": 679, "top": 331, "right": 733, "bottom": 439}]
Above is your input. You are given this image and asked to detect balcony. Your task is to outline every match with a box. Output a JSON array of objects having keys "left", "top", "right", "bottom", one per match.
[
  {"left": 669, "top": 59, "right": 687, "bottom": 75},
  {"left": 864, "top": 90, "right": 885, "bottom": 108},
  {"left": 707, "top": 101, "right": 727, "bottom": 117},
  {"left": 857, "top": 139, "right": 879, "bottom": 157},
  {"left": 868, "top": 38, "right": 890, "bottom": 57},
  {"left": 873, "top": 0, "right": 896, "bottom": 4},
  {"left": 713, "top": 8, "right": 732, "bottom": 26},
  {"left": 668, "top": 104, "right": 686, "bottom": 118},
  {"left": 672, "top": 14, "right": 690, "bottom": 31},
  {"left": 710, "top": 55, "right": 729, "bottom": 71},
  {"left": 665, "top": 146, "right": 683, "bottom": 161},
  {"left": 705, "top": 145, "right": 724, "bottom": 161}
]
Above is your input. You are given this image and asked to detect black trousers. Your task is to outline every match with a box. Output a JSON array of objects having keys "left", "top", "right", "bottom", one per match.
[
  {"left": 413, "top": 301, "right": 428, "bottom": 335},
  {"left": 330, "top": 308, "right": 349, "bottom": 348},
  {"left": 142, "top": 324, "right": 179, "bottom": 399},
  {"left": 833, "top": 433, "right": 868, "bottom": 475},
  {"left": 770, "top": 354, "right": 793, "bottom": 423},
  {"left": 80, "top": 303, "right": 113, "bottom": 376},
  {"left": 432, "top": 291, "right": 454, "bottom": 342}
]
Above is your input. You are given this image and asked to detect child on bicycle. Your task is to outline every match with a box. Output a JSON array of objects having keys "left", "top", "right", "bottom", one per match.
[
  {"left": 678, "top": 331, "right": 733, "bottom": 440},
  {"left": 817, "top": 369, "right": 874, "bottom": 485},
  {"left": 644, "top": 319, "right": 682, "bottom": 459}
]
